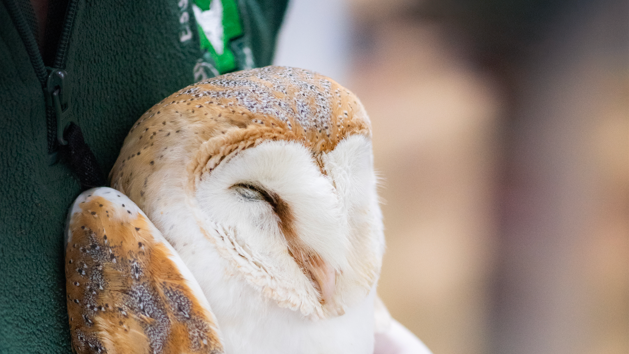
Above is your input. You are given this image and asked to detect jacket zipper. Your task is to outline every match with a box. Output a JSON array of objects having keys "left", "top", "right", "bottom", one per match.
[
  {"left": 4, "top": 0, "right": 47, "bottom": 84},
  {"left": 6, "top": 0, "right": 80, "bottom": 164}
]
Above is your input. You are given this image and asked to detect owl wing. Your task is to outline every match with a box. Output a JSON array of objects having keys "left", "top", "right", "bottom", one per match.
[{"left": 65, "top": 187, "right": 223, "bottom": 354}]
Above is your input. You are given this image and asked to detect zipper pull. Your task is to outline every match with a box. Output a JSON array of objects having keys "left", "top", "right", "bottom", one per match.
[
  {"left": 43, "top": 69, "right": 104, "bottom": 188},
  {"left": 45, "top": 69, "right": 74, "bottom": 146}
]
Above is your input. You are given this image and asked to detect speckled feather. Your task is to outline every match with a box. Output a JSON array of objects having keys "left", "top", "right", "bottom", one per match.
[
  {"left": 82, "top": 67, "right": 386, "bottom": 353},
  {"left": 110, "top": 66, "right": 371, "bottom": 206},
  {"left": 65, "top": 188, "right": 223, "bottom": 354},
  {"left": 107, "top": 67, "right": 378, "bottom": 319}
]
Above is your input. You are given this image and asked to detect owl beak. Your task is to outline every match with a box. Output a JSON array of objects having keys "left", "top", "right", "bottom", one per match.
[{"left": 308, "top": 259, "right": 336, "bottom": 305}]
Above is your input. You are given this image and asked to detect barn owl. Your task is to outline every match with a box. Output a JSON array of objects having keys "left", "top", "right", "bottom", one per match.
[{"left": 65, "top": 66, "right": 391, "bottom": 354}]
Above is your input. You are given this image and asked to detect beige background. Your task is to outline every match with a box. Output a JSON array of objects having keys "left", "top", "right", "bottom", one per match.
[{"left": 275, "top": 1, "right": 629, "bottom": 353}]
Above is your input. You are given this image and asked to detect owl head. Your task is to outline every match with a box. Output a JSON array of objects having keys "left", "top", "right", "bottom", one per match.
[{"left": 110, "top": 66, "right": 384, "bottom": 321}]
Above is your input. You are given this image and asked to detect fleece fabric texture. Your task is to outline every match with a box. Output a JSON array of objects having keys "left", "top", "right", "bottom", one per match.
[{"left": 0, "top": 0, "right": 288, "bottom": 352}]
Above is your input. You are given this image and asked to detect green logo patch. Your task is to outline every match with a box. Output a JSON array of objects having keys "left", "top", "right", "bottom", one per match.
[{"left": 192, "top": 0, "right": 244, "bottom": 74}]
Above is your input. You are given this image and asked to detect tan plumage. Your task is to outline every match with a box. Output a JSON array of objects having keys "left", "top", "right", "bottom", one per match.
[
  {"left": 109, "top": 66, "right": 379, "bottom": 318},
  {"left": 65, "top": 190, "right": 223, "bottom": 354},
  {"left": 67, "top": 66, "right": 387, "bottom": 354},
  {"left": 110, "top": 66, "right": 370, "bottom": 203}
]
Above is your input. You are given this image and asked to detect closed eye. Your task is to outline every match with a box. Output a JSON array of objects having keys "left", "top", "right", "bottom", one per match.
[
  {"left": 231, "top": 183, "right": 275, "bottom": 204},
  {"left": 230, "top": 184, "right": 293, "bottom": 239}
]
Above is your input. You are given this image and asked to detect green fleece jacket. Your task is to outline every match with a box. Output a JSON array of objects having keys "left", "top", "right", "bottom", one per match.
[{"left": 0, "top": 0, "right": 288, "bottom": 352}]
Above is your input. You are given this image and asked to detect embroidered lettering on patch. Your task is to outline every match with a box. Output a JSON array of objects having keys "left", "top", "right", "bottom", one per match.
[{"left": 178, "top": 0, "right": 193, "bottom": 42}]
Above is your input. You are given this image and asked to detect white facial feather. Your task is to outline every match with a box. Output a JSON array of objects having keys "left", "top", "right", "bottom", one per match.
[
  {"left": 107, "top": 67, "right": 385, "bottom": 354},
  {"left": 321, "top": 135, "right": 385, "bottom": 304},
  {"left": 195, "top": 140, "right": 353, "bottom": 316}
]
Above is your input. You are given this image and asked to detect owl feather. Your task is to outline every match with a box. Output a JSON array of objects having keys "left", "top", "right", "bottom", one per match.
[{"left": 66, "top": 66, "right": 390, "bottom": 354}]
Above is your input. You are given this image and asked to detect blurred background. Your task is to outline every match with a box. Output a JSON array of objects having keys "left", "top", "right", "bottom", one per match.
[{"left": 274, "top": 0, "right": 628, "bottom": 353}]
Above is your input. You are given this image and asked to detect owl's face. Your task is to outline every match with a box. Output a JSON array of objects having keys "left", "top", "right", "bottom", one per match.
[
  {"left": 111, "top": 67, "right": 384, "bottom": 320},
  {"left": 194, "top": 135, "right": 382, "bottom": 318}
]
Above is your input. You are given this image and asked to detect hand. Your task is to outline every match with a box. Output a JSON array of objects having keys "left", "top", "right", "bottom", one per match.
[{"left": 374, "top": 319, "right": 432, "bottom": 354}]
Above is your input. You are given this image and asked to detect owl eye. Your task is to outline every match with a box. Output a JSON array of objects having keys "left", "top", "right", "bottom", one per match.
[{"left": 231, "top": 184, "right": 267, "bottom": 202}]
